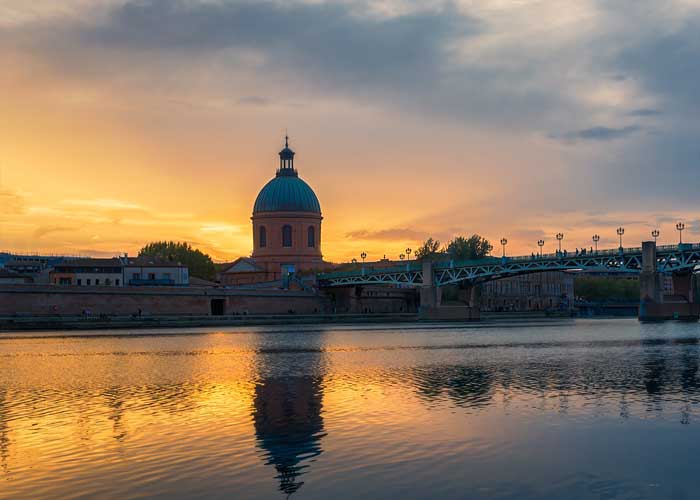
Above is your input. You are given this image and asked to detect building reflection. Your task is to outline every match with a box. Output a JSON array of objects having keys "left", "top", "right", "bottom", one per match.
[
  {"left": 251, "top": 342, "right": 327, "bottom": 497},
  {"left": 411, "top": 336, "right": 700, "bottom": 423}
]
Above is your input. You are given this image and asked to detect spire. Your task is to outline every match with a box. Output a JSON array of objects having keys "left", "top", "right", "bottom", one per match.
[{"left": 277, "top": 134, "right": 297, "bottom": 177}]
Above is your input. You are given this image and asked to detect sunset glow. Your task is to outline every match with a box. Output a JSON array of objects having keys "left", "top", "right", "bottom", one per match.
[{"left": 2, "top": 1, "right": 699, "bottom": 262}]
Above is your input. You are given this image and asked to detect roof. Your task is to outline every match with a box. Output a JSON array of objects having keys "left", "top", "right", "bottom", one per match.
[
  {"left": 123, "top": 256, "right": 186, "bottom": 268},
  {"left": 54, "top": 257, "right": 187, "bottom": 268},
  {"left": 56, "top": 258, "right": 123, "bottom": 268},
  {"left": 253, "top": 175, "right": 321, "bottom": 214},
  {"left": 220, "top": 257, "right": 264, "bottom": 274}
]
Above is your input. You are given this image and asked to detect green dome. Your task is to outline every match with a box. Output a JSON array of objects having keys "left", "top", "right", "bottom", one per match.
[{"left": 253, "top": 175, "right": 321, "bottom": 214}]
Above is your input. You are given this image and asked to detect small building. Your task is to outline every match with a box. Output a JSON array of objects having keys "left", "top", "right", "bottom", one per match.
[
  {"left": 218, "top": 258, "right": 271, "bottom": 286},
  {"left": 49, "top": 256, "right": 189, "bottom": 287},
  {"left": 0, "top": 268, "right": 33, "bottom": 284},
  {"left": 122, "top": 256, "right": 188, "bottom": 286},
  {"left": 51, "top": 258, "right": 124, "bottom": 286},
  {"left": 481, "top": 271, "right": 574, "bottom": 312}
]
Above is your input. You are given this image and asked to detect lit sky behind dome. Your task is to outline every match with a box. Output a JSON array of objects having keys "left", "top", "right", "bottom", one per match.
[{"left": 1, "top": 0, "right": 700, "bottom": 262}]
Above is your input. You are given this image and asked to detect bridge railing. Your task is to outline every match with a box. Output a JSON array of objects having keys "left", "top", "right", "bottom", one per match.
[{"left": 318, "top": 243, "right": 700, "bottom": 280}]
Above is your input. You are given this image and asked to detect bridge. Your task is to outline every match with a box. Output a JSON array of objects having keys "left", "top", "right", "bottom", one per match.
[
  {"left": 318, "top": 242, "right": 700, "bottom": 321},
  {"left": 319, "top": 243, "right": 700, "bottom": 287}
]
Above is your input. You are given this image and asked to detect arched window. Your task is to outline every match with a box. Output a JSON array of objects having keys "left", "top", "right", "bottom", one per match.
[
  {"left": 307, "top": 226, "right": 315, "bottom": 248},
  {"left": 259, "top": 226, "right": 267, "bottom": 248},
  {"left": 282, "top": 225, "right": 293, "bottom": 247}
]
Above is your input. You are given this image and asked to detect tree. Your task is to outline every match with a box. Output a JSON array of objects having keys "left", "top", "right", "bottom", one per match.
[
  {"left": 139, "top": 241, "right": 217, "bottom": 280},
  {"left": 446, "top": 235, "right": 493, "bottom": 261},
  {"left": 414, "top": 237, "right": 443, "bottom": 260}
]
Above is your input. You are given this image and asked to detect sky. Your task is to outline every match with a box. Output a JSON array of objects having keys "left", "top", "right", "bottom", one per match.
[{"left": 1, "top": 0, "right": 699, "bottom": 263}]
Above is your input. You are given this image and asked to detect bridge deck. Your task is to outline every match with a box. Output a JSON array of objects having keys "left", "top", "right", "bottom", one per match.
[{"left": 318, "top": 243, "right": 700, "bottom": 287}]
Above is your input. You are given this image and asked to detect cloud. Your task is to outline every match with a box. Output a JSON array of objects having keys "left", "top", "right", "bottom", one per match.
[
  {"left": 237, "top": 95, "right": 269, "bottom": 106},
  {"left": 63, "top": 198, "right": 145, "bottom": 210},
  {"left": 550, "top": 125, "right": 642, "bottom": 143},
  {"left": 33, "top": 225, "right": 76, "bottom": 238},
  {"left": 627, "top": 108, "right": 662, "bottom": 117},
  {"left": 346, "top": 227, "right": 427, "bottom": 241},
  {"left": 0, "top": 187, "right": 26, "bottom": 215}
]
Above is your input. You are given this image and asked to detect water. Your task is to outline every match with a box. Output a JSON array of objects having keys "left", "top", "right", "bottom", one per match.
[{"left": 1, "top": 318, "right": 700, "bottom": 499}]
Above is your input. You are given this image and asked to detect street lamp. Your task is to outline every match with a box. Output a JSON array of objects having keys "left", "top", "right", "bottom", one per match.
[
  {"left": 405, "top": 248, "right": 412, "bottom": 261},
  {"left": 537, "top": 239, "right": 544, "bottom": 257},
  {"left": 360, "top": 251, "right": 367, "bottom": 263},
  {"left": 617, "top": 227, "right": 625, "bottom": 249},
  {"left": 592, "top": 234, "right": 600, "bottom": 253},
  {"left": 500, "top": 238, "right": 508, "bottom": 257},
  {"left": 651, "top": 229, "right": 659, "bottom": 243},
  {"left": 676, "top": 222, "right": 685, "bottom": 244},
  {"left": 556, "top": 233, "right": 564, "bottom": 253}
]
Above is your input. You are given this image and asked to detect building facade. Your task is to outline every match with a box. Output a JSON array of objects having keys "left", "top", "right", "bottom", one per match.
[
  {"left": 50, "top": 256, "right": 188, "bottom": 287},
  {"left": 221, "top": 137, "right": 325, "bottom": 285},
  {"left": 481, "top": 271, "right": 574, "bottom": 312}
]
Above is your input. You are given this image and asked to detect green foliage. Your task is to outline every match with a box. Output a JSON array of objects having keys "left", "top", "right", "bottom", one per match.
[
  {"left": 415, "top": 234, "right": 493, "bottom": 261},
  {"left": 574, "top": 276, "right": 639, "bottom": 302},
  {"left": 446, "top": 235, "right": 493, "bottom": 261},
  {"left": 414, "top": 237, "right": 442, "bottom": 260},
  {"left": 139, "top": 241, "right": 216, "bottom": 280}
]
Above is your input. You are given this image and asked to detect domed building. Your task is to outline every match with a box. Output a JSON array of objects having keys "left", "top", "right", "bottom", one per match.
[{"left": 220, "top": 137, "right": 325, "bottom": 286}]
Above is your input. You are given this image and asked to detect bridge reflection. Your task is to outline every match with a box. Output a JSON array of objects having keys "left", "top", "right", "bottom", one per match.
[{"left": 409, "top": 337, "right": 700, "bottom": 421}]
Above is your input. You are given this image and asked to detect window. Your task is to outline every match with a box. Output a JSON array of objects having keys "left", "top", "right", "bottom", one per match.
[
  {"left": 132, "top": 273, "right": 140, "bottom": 280},
  {"left": 259, "top": 226, "right": 267, "bottom": 248},
  {"left": 95, "top": 279, "right": 100, "bottom": 285},
  {"left": 116, "top": 279, "right": 120, "bottom": 286},
  {"left": 105, "top": 278, "right": 112, "bottom": 286},
  {"left": 307, "top": 226, "right": 315, "bottom": 248},
  {"left": 87, "top": 279, "right": 91, "bottom": 286},
  {"left": 148, "top": 273, "right": 156, "bottom": 280},
  {"left": 77, "top": 279, "right": 82, "bottom": 286},
  {"left": 282, "top": 225, "right": 292, "bottom": 247}
]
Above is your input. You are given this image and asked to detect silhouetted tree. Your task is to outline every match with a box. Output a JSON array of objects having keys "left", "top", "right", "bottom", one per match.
[
  {"left": 446, "top": 235, "right": 493, "bottom": 261},
  {"left": 139, "top": 241, "right": 216, "bottom": 280},
  {"left": 414, "top": 237, "right": 443, "bottom": 260}
]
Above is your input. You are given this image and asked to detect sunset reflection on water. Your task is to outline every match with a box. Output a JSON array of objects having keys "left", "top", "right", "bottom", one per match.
[{"left": 1, "top": 319, "right": 700, "bottom": 499}]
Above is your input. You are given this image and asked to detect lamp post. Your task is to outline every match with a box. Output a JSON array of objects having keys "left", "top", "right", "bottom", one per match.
[
  {"left": 537, "top": 239, "right": 544, "bottom": 257},
  {"left": 617, "top": 227, "right": 624, "bottom": 250},
  {"left": 651, "top": 229, "right": 659, "bottom": 243},
  {"left": 405, "top": 247, "right": 412, "bottom": 261},
  {"left": 556, "top": 233, "right": 564, "bottom": 253},
  {"left": 500, "top": 238, "right": 508, "bottom": 257},
  {"left": 676, "top": 222, "right": 685, "bottom": 244},
  {"left": 360, "top": 251, "right": 367, "bottom": 263},
  {"left": 592, "top": 234, "right": 600, "bottom": 253}
]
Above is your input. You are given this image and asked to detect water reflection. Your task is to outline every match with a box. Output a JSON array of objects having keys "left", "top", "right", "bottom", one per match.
[
  {"left": 2, "top": 322, "right": 700, "bottom": 499},
  {"left": 252, "top": 375, "right": 325, "bottom": 497},
  {"left": 409, "top": 336, "right": 700, "bottom": 422}
]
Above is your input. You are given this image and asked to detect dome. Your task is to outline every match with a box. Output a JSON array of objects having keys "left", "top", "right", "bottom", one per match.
[{"left": 253, "top": 175, "right": 321, "bottom": 214}]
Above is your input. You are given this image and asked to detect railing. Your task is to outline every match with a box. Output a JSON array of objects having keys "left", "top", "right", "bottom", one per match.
[{"left": 319, "top": 243, "right": 700, "bottom": 281}]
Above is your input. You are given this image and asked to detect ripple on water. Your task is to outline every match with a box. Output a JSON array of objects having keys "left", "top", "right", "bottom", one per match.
[{"left": 1, "top": 320, "right": 700, "bottom": 499}]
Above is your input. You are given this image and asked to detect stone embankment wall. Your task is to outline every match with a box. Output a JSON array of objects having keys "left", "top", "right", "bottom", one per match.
[{"left": 0, "top": 285, "right": 328, "bottom": 316}]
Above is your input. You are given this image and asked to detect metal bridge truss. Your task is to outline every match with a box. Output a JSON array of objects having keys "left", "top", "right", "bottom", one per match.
[{"left": 319, "top": 244, "right": 700, "bottom": 288}]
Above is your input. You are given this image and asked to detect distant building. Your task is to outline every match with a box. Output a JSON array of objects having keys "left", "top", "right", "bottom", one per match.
[
  {"left": 220, "top": 137, "right": 327, "bottom": 286},
  {"left": 481, "top": 271, "right": 574, "bottom": 312},
  {"left": 0, "top": 268, "right": 33, "bottom": 284},
  {"left": 50, "top": 256, "right": 188, "bottom": 287}
]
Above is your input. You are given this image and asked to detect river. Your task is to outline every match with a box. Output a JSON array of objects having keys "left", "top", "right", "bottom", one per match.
[{"left": 1, "top": 318, "right": 699, "bottom": 499}]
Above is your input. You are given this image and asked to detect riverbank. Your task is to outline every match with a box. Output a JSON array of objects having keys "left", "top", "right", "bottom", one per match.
[{"left": 0, "top": 313, "right": 423, "bottom": 332}]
